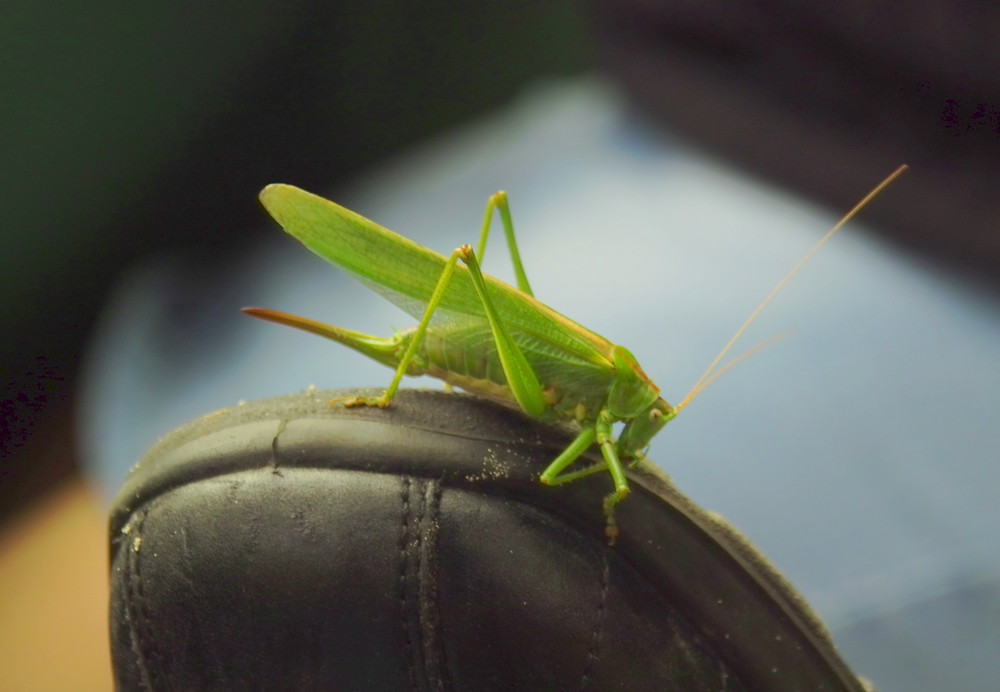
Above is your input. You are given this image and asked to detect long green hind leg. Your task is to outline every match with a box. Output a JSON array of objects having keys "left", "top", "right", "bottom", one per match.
[
  {"left": 476, "top": 191, "right": 534, "bottom": 296},
  {"left": 459, "top": 245, "right": 547, "bottom": 418}
]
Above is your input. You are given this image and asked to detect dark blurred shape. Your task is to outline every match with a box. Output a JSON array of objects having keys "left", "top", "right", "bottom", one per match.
[
  {"left": 0, "top": 3, "right": 589, "bottom": 518},
  {"left": 595, "top": 0, "right": 1000, "bottom": 284}
]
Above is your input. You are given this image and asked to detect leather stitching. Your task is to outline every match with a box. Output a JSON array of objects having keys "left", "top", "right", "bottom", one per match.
[
  {"left": 125, "top": 509, "right": 162, "bottom": 690},
  {"left": 413, "top": 479, "right": 430, "bottom": 690},
  {"left": 579, "top": 550, "right": 611, "bottom": 690},
  {"left": 398, "top": 476, "right": 418, "bottom": 690},
  {"left": 420, "top": 480, "right": 449, "bottom": 691}
]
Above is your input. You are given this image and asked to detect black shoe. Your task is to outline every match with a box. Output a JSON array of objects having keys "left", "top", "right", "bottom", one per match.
[{"left": 109, "top": 389, "right": 874, "bottom": 691}]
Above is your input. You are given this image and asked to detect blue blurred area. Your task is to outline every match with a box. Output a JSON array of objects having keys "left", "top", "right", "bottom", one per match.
[{"left": 81, "top": 78, "right": 1000, "bottom": 691}]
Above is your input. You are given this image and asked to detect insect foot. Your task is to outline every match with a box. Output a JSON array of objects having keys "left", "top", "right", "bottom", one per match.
[{"left": 603, "top": 488, "right": 630, "bottom": 545}]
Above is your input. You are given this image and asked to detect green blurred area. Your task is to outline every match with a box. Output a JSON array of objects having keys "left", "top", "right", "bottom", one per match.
[{"left": 0, "top": 2, "right": 590, "bottom": 509}]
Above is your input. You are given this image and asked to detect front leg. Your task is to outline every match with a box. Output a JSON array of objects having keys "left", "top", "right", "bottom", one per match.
[
  {"left": 538, "top": 409, "right": 630, "bottom": 542},
  {"left": 596, "top": 409, "right": 630, "bottom": 542}
]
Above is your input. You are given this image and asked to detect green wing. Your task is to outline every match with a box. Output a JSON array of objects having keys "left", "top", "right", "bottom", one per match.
[{"left": 259, "top": 184, "right": 615, "bottom": 374}]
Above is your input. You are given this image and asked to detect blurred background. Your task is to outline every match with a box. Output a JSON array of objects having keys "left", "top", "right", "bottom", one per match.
[{"left": 2, "top": 3, "right": 998, "bottom": 690}]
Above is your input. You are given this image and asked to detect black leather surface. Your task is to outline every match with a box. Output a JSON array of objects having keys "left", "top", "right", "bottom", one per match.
[{"left": 109, "top": 389, "right": 871, "bottom": 691}]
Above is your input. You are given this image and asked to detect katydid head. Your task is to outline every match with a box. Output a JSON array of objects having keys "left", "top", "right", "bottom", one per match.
[
  {"left": 617, "top": 397, "right": 677, "bottom": 460},
  {"left": 608, "top": 345, "right": 661, "bottom": 418}
]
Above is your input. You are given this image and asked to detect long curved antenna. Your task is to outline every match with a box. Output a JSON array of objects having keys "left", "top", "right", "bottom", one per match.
[
  {"left": 680, "top": 330, "right": 795, "bottom": 405},
  {"left": 675, "top": 164, "right": 907, "bottom": 413}
]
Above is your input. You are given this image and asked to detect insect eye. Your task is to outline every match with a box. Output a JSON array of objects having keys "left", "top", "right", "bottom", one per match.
[{"left": 649, "top": 409, "right": 663, "bottom": 421}]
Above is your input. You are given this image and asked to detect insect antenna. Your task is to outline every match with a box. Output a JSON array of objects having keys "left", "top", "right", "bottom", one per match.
[
  {"left": 680, "top": 329, "right": 795, "bottom": 405},
  {"left": 674, "top": 164, "right": 908, "bottom": 413}
]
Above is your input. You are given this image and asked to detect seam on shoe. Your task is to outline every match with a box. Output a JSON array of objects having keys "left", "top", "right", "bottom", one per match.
[
  {"left": 125, "top": 509, "right": 160, "bottom": 690},
  {"left": 398, "top": 476, "right": 419, "bottom": 690},
  {"left": 413, "top": 479, "right": 430, "bottom": 691},
  {"left": 420, "top": 479, "right": 450, "bottom": 691},
  {"left": 579, "top": 550, "right": 611, "bottom": 690}
]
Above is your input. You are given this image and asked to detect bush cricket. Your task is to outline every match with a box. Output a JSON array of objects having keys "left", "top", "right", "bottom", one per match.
[{"left": 244, "top": 165, "right": 906, "bottom": 539}]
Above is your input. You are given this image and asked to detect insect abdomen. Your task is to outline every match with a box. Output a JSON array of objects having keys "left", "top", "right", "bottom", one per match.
[
  {"left": 414, "top": 329, "right": 514, "bottom": 401},
  {"left": 411, "top": 328, "right": 610, "bottom": 420}
]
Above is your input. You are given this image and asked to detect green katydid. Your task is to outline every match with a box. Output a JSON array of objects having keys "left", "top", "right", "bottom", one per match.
[{"left": 244, "top": 165, "right": 906, "bottom": 539}]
